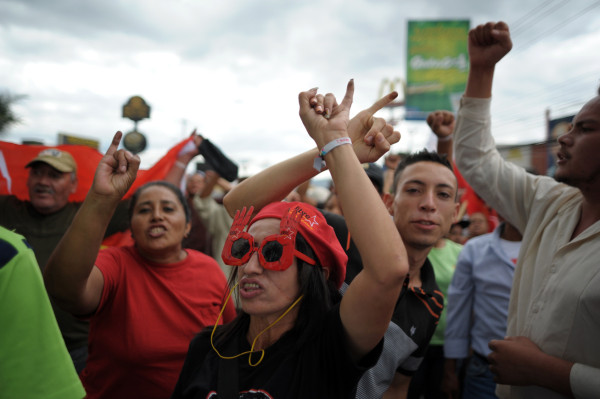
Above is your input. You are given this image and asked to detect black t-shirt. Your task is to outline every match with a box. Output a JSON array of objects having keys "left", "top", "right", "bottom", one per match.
[
  {"left": 319, "top": 209, "right": 443, "bottom": 397},
  {"left": 171, "top": 304, "right": 383, "bottom": 399},
  {"left": 320, "top": 210, "right": 441, "bottom": 370}
]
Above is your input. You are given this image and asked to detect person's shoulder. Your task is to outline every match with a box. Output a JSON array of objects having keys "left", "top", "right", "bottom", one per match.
[
  {"left": 100, "top": 244, "right": 131, "bottom": 255},
  {"left": 464, "top": 232, "right": 495, "bottom": 247},
  {"left": 318, "top": 208, "right": 348, "bottom": 238},
  {"left": 185, "top": 249, "right": 229, "bottom": 278},
  {"left": 0, "top": 195, "right": 27, "bottom": 211},
  {"left": 96, "top": 245, "right": 135, "bottom": 266},
  {"left": 186, "top": 248, "right": 220, "bottom": 265},
  {"left": 0, "top": 194, "right": 19, "bottom": 204},
  {"left": 190, "top": 328, "right": 213, "bottom": 348},
  {"left": 319, "top": 208, "right": 345, "bottom": 224},
  {"left": 443, "top": 238, "right": 463, "bottom": 253},
  {"left": 0, "top": 225, "right": 24, "bottom": 243},
  {"left": 0, "top": 227, "right": 26, "bottom": 257},
  {"left": 0, "top": 226, "right": 37, "bottom": 271}
]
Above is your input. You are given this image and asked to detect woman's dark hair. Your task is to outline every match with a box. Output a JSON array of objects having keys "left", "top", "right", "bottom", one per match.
[
  {"left": 211, "top": 232, "right": 340, "bottom": 348},
  {"left": 128, "top": 180, "right": 192, "bottom": 223}
]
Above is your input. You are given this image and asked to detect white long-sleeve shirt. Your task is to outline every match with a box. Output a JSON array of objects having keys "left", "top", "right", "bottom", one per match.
[{"left": 454, "top": 97, "right": 600, "bottom": 399}]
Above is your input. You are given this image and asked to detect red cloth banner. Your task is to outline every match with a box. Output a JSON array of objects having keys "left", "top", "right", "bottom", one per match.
[
  {"left": 453, "top": 160, "right": 498, "bottom": 232},
  {"left": 0, "top": 137, "right": 192, "bottom": 201},
  {"left": 0, "top": 137, "right": 193, "bottom": 248}
]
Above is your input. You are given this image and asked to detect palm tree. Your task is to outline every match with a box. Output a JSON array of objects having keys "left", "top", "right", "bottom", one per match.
[{"left": 0, "top": 92, "right": 26, "bottom": 133}]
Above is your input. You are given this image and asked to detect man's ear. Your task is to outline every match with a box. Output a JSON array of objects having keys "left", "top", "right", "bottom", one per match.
[
  {"left": 452, "top": 201, "right": 460, "bottom": 224},
  {"left": 383, "top": 192, "right": 395, "bottom": 216}
]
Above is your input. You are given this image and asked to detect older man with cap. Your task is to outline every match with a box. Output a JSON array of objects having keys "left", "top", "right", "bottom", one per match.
[
  {"left": 0, "top": 148, "right": 129, "bottom": 372},
  {"left": 0, "top": 145, "right": 193, "bottom": 373},
  {"left": 25, "top": 148, "right": 79, "bottom": 214}
]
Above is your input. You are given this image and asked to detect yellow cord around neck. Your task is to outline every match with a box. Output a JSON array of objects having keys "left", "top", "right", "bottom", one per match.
[{"left": 210, "top": 280, "right": 304, "bottom": 366}]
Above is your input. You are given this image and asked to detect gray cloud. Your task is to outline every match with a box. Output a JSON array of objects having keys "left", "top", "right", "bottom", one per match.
[{"left": 1, "top": 0, "right": 599, "bottom": 170}]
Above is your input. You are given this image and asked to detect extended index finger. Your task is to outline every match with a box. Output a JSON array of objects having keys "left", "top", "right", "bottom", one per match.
[
  {"left": 365, "top": 90, "right": 399, "bottom": 116},
  {"left": 339, "top": 79, "right": 355, "bottom": 110},
  {"left": 106, "top": 131, "right": 123, "bottom": 157}
]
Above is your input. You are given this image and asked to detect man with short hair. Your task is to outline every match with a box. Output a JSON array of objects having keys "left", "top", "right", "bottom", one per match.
[
  {"left": 452, "top": 21, "right": 600, "bottom": 398},
  {"left": 374, "top": 149, "right": 458, "bottom": 398}
]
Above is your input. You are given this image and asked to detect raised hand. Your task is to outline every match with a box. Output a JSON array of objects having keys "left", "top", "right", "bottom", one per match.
[
  {"left": 426, "top": 110, "right": 455, "bottom": 139},
  {"left": 92, "top": 131, "right": 140, "bottom": 200},
  {"left": 349, "top": 92, "right": 401, "bottom": 163},
  {"left": 468, "top": 21, "right": 513, "bottom": 69},
  {"left": 306, "top": 84, "right": 401, "bottom": 164},
  {"left": 299, "top": 80, "right": 355, "bottom": 150}
]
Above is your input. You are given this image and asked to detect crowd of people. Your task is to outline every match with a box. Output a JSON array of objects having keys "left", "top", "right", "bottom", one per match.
[{"left": 1, "top": 20, "right": 599, "bottom": 399}]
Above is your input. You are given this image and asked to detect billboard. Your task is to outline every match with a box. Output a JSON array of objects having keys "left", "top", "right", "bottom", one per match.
[
  {"left": 58, "top": 133, "right": 100, "bottom": 149},
  {"left": 405, "top": 20, "right": 470, "bottom": 120}
]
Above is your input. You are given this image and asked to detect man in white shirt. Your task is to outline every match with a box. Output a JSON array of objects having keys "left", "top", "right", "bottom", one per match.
[{"left": 450, "top": 21, "right": 600, "bottom": 398}]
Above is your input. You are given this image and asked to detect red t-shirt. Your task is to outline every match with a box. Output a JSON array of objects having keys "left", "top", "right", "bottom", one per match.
[{"left": 81, "top": 246, "right": 236, "bottom": 399}]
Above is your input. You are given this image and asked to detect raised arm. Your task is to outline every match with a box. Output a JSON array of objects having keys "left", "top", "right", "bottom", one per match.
[
  {"left": 299, "top": 81, "right": 408, "bottom": 360},
  {"left": 163, "top": 131, "right": 203, "bottom": 186},
  {"left": 222, "top": 92, "right": 401, "bottom": 217},
  {"left": 453, "top": 21, "right": 526, "bottom": 230},
  {"left": 427, "top": 110, "right": 455, "bottom": 159},
  {"left": 464, "top": 21, "right": 512, "bottom": 99},
  {"left": 44, "top": 132, "right": 140, "bottom": 315}
]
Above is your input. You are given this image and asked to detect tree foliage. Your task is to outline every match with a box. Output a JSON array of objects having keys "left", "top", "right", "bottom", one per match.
[{"left": 0, "top": 92, "right": 26, "bottom": 133}]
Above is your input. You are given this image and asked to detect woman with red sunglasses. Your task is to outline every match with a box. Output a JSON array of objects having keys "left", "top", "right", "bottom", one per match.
[{"left": 171, "top": 80, "right": 409, "bottom": 399}]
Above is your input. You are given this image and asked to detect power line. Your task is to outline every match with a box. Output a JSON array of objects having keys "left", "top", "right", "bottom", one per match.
[
  {"left": 510, "top": 0, "right": 567, "bottom": 36},
  {"left": 513, "top": 1, "right": 600, "bottom": 52}
]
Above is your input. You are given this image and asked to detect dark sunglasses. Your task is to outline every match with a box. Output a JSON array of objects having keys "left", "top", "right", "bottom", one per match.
[{"left": 221, "top": 206, "right": 315, "bottom": 271}]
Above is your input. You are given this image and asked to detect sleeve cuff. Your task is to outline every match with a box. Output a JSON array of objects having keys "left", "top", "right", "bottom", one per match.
[
  {"left": 570, "top": 363, "right": 600, "bottom": 399},
  {"left": 459, "top": 96, "right": 492, "bottom": 120}
]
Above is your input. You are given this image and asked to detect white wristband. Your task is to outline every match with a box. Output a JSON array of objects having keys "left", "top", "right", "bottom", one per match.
[
  {"left": 437, "top": 134, "right": 453, "bottom": 142},
  {"left": 313, "top": 137, "right": 352, "bottom": 171},
  {"left": 175, "top": 161, "right": 186, "bottom": 169}
]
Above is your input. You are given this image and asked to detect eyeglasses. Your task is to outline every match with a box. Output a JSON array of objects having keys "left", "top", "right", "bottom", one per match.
[{"left": 221, "top": 206, "right": 315, "bottom": 271}]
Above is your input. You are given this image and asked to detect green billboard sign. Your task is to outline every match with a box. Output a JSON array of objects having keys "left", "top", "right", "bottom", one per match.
[{"left": 406, "top": 20, "right": 470, "bottom": 120}]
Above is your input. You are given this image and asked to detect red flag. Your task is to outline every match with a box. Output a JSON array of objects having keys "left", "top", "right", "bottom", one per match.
[
  {"left": 0, "top": 142, "right": 101, "bottom": 201},
  {"left": 0, "top": 137, "right": 194, "bottom": 247},
  {"left": 453, "top": 160, "right": 498, "bottom": 232},
  {"left": 0, "top": 137, "right": 193, "bottom": 200}
]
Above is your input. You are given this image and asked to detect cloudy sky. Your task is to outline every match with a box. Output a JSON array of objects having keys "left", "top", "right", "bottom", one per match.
[{"left": 1, "top": 0, "right": 599, "bottom": 175}]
